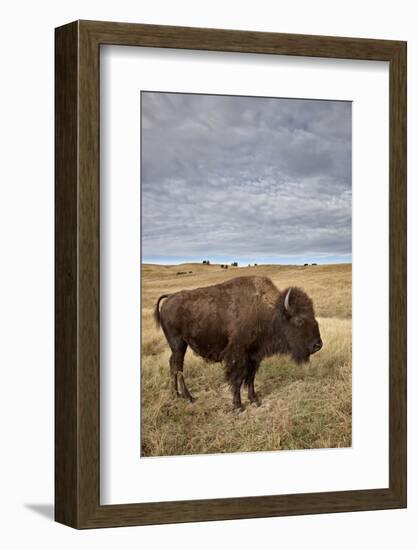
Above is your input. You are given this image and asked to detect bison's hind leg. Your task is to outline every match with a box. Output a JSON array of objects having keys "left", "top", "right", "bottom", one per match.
[
  {"left": 177, "top": 371, "right": 195, "bottom": 403},
  {"left": 169, "top": 353, "right": 180, "bottom": 398},
  {"left": 167, "top": 337, "right": 195, "bottom": 403}
]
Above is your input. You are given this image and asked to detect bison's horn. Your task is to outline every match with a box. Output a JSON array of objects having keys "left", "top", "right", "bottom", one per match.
[{"left": 284, "top": 288, "right": 292, "bottom": 312}]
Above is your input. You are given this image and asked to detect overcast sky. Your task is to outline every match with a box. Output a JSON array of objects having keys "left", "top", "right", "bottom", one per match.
[{"left": 141, "top": 92, "right": 352, "bottom": 265}]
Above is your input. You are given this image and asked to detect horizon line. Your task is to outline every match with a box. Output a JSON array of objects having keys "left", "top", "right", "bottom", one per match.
[{"left": 142, "top": 260, "right": 352, "bottom": 266}]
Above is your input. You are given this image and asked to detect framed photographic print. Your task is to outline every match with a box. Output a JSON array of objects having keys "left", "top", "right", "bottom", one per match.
[{"left": 55, "top": 20, "right": 406, "bottom": 528}]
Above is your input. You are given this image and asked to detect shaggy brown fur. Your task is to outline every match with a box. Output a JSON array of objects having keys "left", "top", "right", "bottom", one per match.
[{"left": 154, "top": 276, "right": 322, "bottom": 410}]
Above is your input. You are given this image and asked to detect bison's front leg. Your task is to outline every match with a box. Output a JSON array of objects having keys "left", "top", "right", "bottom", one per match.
[
  {"left": 247, "top": 359, "right": 261, "bottom": 406},
  {"left": 224, "top": 345, "right": 252, "bottom": 411},
  {"left": 225, "top": 359, "right": 247, "bottom": 412},
  {"left": 247, "top": 376, "right": 261, "bottom": 407},
  {"left": 232, "top": 379, "right": 244, "bottom": 411}
]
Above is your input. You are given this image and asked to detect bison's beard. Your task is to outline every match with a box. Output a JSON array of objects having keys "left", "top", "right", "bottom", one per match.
[{"left": 290, "top": 349, "right": 311, "bottom": 364}]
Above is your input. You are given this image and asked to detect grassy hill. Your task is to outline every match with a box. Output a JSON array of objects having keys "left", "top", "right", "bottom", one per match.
[{"left": 141, "top": 263, "right": 352, "bottom": 457}]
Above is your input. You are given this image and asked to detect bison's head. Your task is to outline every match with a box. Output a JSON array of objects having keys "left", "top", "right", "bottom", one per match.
[{"left": 279, "top": 287, "right": 323, "bottom": 364}]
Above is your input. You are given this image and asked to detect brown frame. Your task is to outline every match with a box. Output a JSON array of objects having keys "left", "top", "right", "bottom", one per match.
[{"left": 55, "top": 20, "right": 407, "bottom": 529}]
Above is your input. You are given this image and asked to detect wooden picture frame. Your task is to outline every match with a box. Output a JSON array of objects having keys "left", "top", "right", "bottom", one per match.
[{"left": 55, "top": 20, "right": 407, "bottom": 528}]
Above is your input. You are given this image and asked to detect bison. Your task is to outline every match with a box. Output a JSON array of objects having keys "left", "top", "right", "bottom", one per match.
[{"left": 154, "top": 276, "right": 322, "bottom": 410}]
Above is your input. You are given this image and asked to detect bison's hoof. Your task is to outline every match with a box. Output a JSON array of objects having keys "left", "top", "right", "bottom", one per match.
[
  {"left": 233, "top": 404, "right": 245, "bottom": 413},
  {"left": 180, "top": 392, "right": 196, "bottom": 403},
  {"left": 251, "top": 399, "right": 262, "bottom": 407}
]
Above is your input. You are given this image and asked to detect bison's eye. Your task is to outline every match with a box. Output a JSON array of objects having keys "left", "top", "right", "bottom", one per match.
[{"left": 294, "top": 317, "right": 304, "bottom": 327}]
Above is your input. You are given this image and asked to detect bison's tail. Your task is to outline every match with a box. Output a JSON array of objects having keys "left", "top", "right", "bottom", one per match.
[{"left": 154, "top": 294, "right": 170, "bottom": 328}]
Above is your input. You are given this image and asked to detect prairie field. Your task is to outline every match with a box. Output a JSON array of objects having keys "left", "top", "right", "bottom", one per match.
[{"left": 141, "top": 263, "right": 352, "bottom": 457}]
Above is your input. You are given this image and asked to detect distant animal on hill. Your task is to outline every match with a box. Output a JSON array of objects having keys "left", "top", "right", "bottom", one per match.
[{"left": 154, "top": 276, "right": 322, "bottom": 410}]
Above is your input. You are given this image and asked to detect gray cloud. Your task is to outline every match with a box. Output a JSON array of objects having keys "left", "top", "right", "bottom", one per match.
[{"left": 141, "top": 92, "right": 351, "bottom": 263}]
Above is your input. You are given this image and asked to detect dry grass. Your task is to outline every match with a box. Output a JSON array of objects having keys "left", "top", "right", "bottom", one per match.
[{"left": 141, "top": 263, "right": 352, "bottom": 457}]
